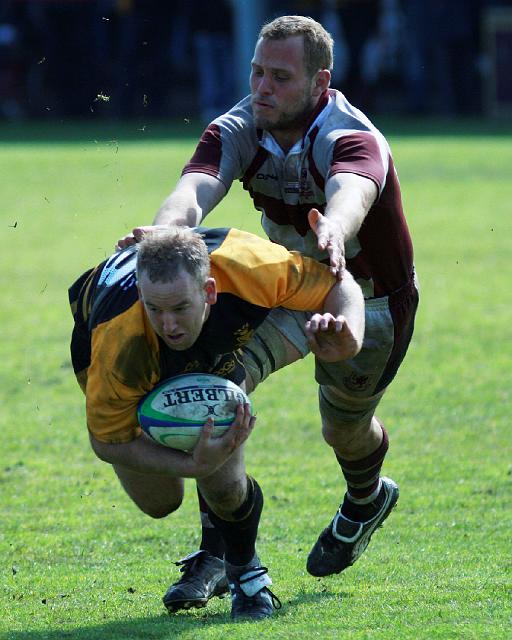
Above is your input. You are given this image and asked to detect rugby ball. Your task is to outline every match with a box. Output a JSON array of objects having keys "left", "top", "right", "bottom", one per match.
[{"left": 137, "top": 373, "right": 250, "bottom": 452}]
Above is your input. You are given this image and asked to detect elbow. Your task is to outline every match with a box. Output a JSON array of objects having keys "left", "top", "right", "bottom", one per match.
[
  {"left": 346, "top": 316, "right": 365, "bottom": 359},
  {"left": 352, "top": 335, "right": 364, "bottom": 359},
  {"left": 354, "top": 319, "right": 365, "bottom": 357},
  {"left": 355, "top": 319, "right": 365, "bottom": 354},
  {"left": 89, "top": 433, "right": 116, "bottom": 464},
  {"left": 346, "top": 336, "right": 363, "bottom": 360}
]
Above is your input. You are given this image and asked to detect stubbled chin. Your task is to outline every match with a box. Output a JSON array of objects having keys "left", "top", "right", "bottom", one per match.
[{"left": 254, "top": 114, "right": 274, "bottom": 130}]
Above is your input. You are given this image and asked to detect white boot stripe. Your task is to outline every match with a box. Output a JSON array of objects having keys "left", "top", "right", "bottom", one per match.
[{"left": 239, "top": 570, "right": 272, "bottom": 597}]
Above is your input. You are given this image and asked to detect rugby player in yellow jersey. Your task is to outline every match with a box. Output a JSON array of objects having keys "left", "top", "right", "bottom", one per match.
[{"left": 70, "top": 225, "right": 364, "bottom": 620}]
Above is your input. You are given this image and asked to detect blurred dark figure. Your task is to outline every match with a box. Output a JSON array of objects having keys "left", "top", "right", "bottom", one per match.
[
  {"left": 94, "top": 0, "right": 190, "bottom": 118},
  {"left": 337, "top": 0, "right": 380, "bottom": 107},
  {"left": 480, "top": 0, "right": 512, "bottom": 115},
  {"left": 0, "top": 0, "right": 192, "bottom": 120},
  {"left": 191, "top": 0, "right": 235, "bottom": 123},
  {"left": 0, "top": 0, "right": 493, "bottom": 120},
  {"left": 0, "top": 3, "right": 26, "bottom": 119},
  {"left": 31, "top": 0, "right": 99, "bottom": 117},
  {"left": 342, "top": 0, "right": 408, "bottom": 112},
  {"left": 402, "top": 0, "right": 482, "bottom": 115},
  {"left": 280, "top": 0, "right": 403, "bottom": 112}
]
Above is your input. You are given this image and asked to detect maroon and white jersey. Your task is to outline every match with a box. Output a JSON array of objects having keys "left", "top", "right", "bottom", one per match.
[{"left": 183, "top": 89, "right": 414, "bottom": 299}]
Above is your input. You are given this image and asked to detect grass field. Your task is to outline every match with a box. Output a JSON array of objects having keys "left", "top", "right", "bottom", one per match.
[{"left": 1, "top": 118, "right": 511, "bottom": 639}]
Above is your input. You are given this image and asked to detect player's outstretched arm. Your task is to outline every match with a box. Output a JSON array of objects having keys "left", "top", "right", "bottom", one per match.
[
  {"left": 89, "top": 403, "right": 255, "bottom": 479},
  {"left": 116, "top": 173, "right": 227, "bottom": 249},
  {"left": 154, "top": 172, "right": 227, "bottom": 226},
  {"left": 308, "top": 173, "right": 378, "bottom": 280},
  {"left": 306, "top": 270, "right": 365, "bottom": 362}
]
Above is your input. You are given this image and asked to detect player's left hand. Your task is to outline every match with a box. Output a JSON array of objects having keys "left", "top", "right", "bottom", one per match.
[
  {"left": 305, "top": 313, "right": 360, "bottom": 362},
  {"left": 308, "top": 208, "right": 345, "bottom": 280}
]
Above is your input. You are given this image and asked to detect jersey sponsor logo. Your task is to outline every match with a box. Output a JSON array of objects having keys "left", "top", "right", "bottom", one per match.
[
  {"left": 256, "top": 172, "right": 278, "bottom": 181},
  {"left": 183, "top": 360, "right": 201, "bottom": 373},
  {"left": 213, "top": 359, "right": 237, "bottom": 377},
  {"left": 299, "top": 168, "right": 314, "bottom": 197},
  {"left": 283, "top": 170, "right": 314, "bottom": 197},
  {"left": 234, "top": 323, "right": 255, "bottom": 348}
]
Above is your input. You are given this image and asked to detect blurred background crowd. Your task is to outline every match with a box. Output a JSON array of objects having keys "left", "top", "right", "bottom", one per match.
[{"left": 1, "top": 0, "right": 511, "bottom": 122}]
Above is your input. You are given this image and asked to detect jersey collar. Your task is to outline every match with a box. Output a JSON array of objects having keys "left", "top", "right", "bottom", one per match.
[{"left": 257, "top": 89, "right": 334, "bottom": 158}]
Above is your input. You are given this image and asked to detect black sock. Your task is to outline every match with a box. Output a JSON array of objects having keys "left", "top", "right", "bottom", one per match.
[
  {"left": 196, "top": 487, "right": 225, "bottom": 559},
  {"left": 340, "top": 482, "right": 386, "bottom": 521},
  {"left": 208, "top": 476, "right": 263, "bottom": 566}
]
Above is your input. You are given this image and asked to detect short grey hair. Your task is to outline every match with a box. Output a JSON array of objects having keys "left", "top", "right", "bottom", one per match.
[{"left": 136, "top": 226, "right": 209, "bottom": 286}]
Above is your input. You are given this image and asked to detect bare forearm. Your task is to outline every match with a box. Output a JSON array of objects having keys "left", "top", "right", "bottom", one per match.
[
  {"left": 305, "top": 270, "right": 365, "bottom": 362},
  {"left": 324, "top": 173, "right": 378, "bottom": 240},
  {"left": 154, "top": 191, "right": 202, "bottom": 226},
  {"left": 88, "top": 405, "right": 254, "bottom": 479},
  {"left": 324, "top": 271, "right": 365, "bottom": 350},
  {"left": 153, "top": 173, "right": 227, "bottom": 226},
  {"left": 90, "top": 432, "right": 197, "bottom": 478}
]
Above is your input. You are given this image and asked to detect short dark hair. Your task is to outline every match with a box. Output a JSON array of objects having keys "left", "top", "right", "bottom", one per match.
[
  {"left": 259, "top": 15, "right": 334, "bottom": 77},
  {"left": 136, "top": 226, "right": 209, "bottom": 286}
]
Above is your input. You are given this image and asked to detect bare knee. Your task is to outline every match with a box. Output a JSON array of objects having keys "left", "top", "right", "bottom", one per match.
[
  {"left": 321, "top": 415, "right": 383, "bottom": 460},
  {"left": 137, "top": 495, "right": 183, "bottom": 519},
  {"left": 321, "top": 419, "right": 369, "bottom": 450},
  {"left": 198, "top": 477, "right": 246, "bottom": 521},
  {"left": 319, "top": 386, "right": 383, "bottom": 459},
  {"left": 112, "top": 464, "right": 185, "bottom": 519}
]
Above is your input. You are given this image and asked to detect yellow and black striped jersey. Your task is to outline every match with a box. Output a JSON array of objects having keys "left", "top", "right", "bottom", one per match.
[{"left": 69, "top": 227, "right": 335, "bottom": 443}]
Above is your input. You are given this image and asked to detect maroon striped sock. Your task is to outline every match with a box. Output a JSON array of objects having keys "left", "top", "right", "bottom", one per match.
[{"left": 335, "top": 425, "right": 389, "bottom": 503}]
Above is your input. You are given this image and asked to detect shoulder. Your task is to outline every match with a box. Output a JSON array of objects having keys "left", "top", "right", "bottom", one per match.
[
  {"left": 315, "top": 90, "right": 390, "bottom": 150},
  {"left": 210, "top": 96, "right": 259, "bottom": 145},
  {"left": 203, "top": 227, "right": 287, "bottom": 268},
  {"left": 208, "top": 228, "right": 290, "bottom": 291},
  {"left": 195, "top": 227, "right": 232, "bottom": 254},
  {"left": 185, "top": 97, "right": 260, "bottom": 179},
  {"left": 89, "top": 247, "right": 139, "bottom": 329},
  {"left": 311, "top": 91, "right": 390, "bottom": 184},
  {"left": 209, "top": 227, "right": 287, "bottom": 259}
]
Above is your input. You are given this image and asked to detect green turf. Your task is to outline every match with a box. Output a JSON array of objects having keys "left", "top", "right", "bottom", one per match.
[{"left": 1, "top": 119, "right": 510, "bottom": 639}]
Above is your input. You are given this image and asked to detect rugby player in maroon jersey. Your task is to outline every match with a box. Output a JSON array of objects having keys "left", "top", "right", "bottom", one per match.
[{"left": 118, "top": 14, "right": 418, "bottom": 616}]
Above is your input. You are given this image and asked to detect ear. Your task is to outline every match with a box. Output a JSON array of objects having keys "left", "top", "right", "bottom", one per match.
[
  {"left": 204, "top": 277, "right": 218, "bottom": 305},
  {"left": 312, "top": 69, "right": 331, "bottom": 97}
]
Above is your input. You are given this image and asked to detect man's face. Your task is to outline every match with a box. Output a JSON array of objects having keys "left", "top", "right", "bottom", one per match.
[
  {"left": 250, "top": 35, "right": 318, "bottom": 133},
  {"left": 138, "top": 269, "right": 217, "bottom": 351}
]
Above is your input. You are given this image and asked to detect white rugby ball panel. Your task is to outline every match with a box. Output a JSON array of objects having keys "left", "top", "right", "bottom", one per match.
[{"left": 137, "top": 373, "right": 250, "bottom": 451}]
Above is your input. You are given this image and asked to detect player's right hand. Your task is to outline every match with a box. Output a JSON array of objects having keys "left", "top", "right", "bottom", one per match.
[
  {"left": 192, "top": 403, "right": 255, "bottom": 477},
  {"left": 308, "top": 208, "right": 346, "bottom": 280},
  {"left": 116, "top": 225, "right": 166, "bottom": 250}
]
